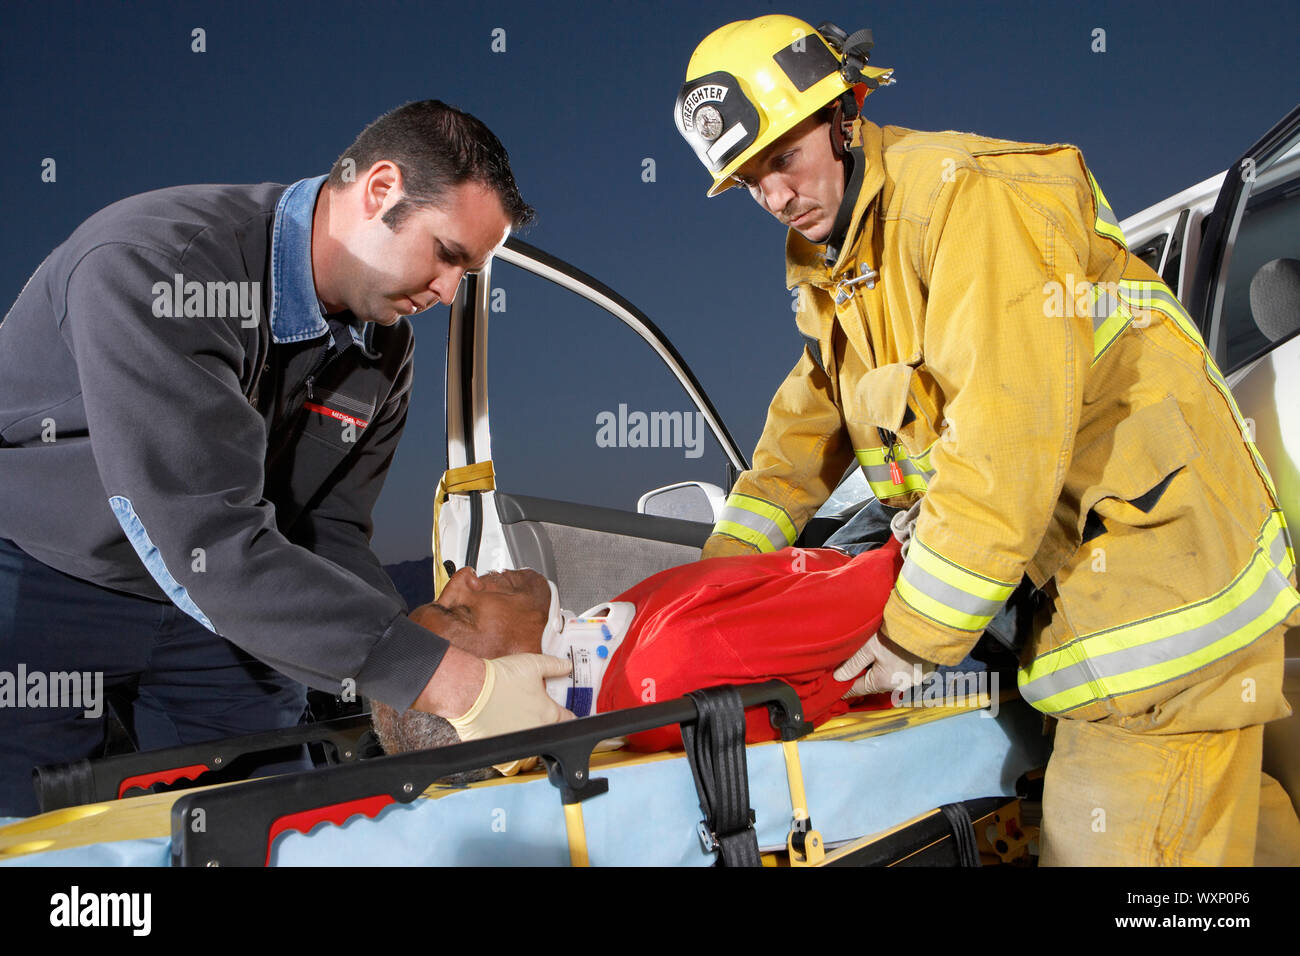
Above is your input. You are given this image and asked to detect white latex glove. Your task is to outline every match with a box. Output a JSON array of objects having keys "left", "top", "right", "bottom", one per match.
[
  {"left": 889, "top": 497, "right": 923, "bottom": 558},
  {"left": 833, "top": 630, "right": 936, "bottom": 699},
  {"left": 447, "top": 653, "right": 574, "bottom": 775}
]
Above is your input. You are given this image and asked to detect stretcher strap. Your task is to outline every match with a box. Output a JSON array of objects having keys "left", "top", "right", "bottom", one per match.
[
  {"left": 680, "top": 686, "right": 760, "bottom": 867},
  {"left": 939, "top": 802, "right": 981, "bottom": 866}
]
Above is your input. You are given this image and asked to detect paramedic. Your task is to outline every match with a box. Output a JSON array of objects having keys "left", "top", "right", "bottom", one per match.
[
  {"left": 0, "top": 101, "right": 570, "bottom": 817},
  {"left": 672, "top": 16, "right": 1300, "bottom": 864}
]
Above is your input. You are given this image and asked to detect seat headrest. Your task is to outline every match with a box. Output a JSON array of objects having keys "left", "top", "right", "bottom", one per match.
[{"left": 1249, "top": 257, "right": 1300, "bottom": 342}]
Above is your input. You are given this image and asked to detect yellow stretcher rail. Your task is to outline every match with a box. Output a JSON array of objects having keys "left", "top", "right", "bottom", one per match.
[{"left": 562, "top": 801, "right": 590, "bottom": 867}]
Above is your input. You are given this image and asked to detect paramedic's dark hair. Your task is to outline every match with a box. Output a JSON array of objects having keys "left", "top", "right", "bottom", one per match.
[{"left": 328, "top": 99, "right": 535, "bottom": 232}]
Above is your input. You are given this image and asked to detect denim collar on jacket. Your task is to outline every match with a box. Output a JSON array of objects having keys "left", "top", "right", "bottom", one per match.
[{"left": 270, "top": 175, "right": 370, "bottom": 353}]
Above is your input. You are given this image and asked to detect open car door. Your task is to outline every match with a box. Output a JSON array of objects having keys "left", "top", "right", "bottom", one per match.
[
  {"left": 436, "top": 238, "right": 748, "bottom": 612},
  {"left": 1183, "top": 103, "right": 1300, "bottom": 815},
  {"left": 1185, "top": 103, "right": 1300, "bottom": 538}
]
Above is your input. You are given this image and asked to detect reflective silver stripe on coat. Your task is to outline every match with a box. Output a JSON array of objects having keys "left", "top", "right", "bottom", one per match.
[
  {"left": 1019, "top": 562, "right": 1295, "bottom": 710},
  {"left": 898, "top": 553, "right": 1006, "bottom": 625},
  {"left": 716, "top": 503, "right": 794, "bottom": 552}
]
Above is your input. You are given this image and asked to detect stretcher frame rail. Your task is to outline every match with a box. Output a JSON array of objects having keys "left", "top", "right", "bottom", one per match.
[
  {"left": 169, "top": 679, "right": 811, "bottom": 866},
  {"left": 33, "top": 715, "right": 374, "bottom": 811}
]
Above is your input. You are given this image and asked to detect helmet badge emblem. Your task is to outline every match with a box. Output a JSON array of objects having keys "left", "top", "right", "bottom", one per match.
[{"left": 694, "top": 105, "right": 724, "bottom": 141}]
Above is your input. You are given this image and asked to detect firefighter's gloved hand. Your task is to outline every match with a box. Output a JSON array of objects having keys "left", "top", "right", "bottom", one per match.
[
  {"left": 447, "top": 654, "right": 574, "bottom": 775},
  {"left": 833, "top": 630, "right": 936, "bottom": 699}
]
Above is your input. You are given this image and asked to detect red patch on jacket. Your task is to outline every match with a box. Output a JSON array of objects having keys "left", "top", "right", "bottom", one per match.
[{"left": 303, "top": 401, "right": 369, "bottom": 428}]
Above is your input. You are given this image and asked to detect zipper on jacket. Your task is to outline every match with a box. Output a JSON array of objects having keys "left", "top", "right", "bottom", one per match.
[
  {"left": 293, "top": 344, "right": 337, "bottom": 411},
  {"left": 268, "top": 343, "right": 338, "bottom": 463}
]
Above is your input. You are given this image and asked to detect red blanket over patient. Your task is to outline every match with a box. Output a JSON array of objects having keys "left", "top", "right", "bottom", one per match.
[{"left": 595, "top": 538, "right": 903, "bottom": 751}]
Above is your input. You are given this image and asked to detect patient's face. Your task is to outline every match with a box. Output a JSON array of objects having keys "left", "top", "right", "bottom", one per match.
[
  {"left": 374, "top": 566, "right": 553, "bottom": 765},
  {"left": 433, "top": 567, "right": 551, "bottom": 657}
]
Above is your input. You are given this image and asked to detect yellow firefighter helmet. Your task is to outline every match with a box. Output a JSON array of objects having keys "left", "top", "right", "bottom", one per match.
[{"left": 675, "top": 15, "right": 895, "bottom": 196}]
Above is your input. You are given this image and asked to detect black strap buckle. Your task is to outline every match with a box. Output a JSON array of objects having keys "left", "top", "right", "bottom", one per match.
[{"left": 696, "top": 808, "right": 756, "bottom": 853}]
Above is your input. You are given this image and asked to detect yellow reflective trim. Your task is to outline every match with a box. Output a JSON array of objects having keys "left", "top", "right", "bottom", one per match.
[
  {"left": 1116, "top": 278, "right": 1203, "bottom": 346},
  {"left": 713, "top": 519, "right": 778, "bottom": 553},
  {"left": 866, "top": 473, "right": 930, "bottom": 496},
  {"left": 856, "top": 446, "right": 898, "bottom": 465},
  {"left": 1020, "top": 510, "right": 1300, "bottom": 711},
  {"left": 1091, "top": 286, "right": 1132, "bottom": 364},
  {"left": 909, "top": 539, "right": 1016, "bottom": 604},
  {"left": 1276, "top": 510, "right": 1296, "bottom": 574},
  {"left": 1266, "top": 509, "right": 1295, "bottom": 578},
  {"left": 1246, "top": 441, "right": 1280, "bottom": 500},
  {"left": 895, "top": 540, "right": 1016, "bottom": 631},
  {"left": 1024, "top": 560, "right": 1297, "bottom": 714},
  {"left": 1022, "top": 549, "right": 1273, "bottom": 681},
  {"left": 1087, "top": 169, "right": 1127, "bottom": 247},
  {"left": 1094, "top": 218, "right": 1127, "bottom": 247},
  {"left": 725, "top": 494, "right": 797, "bottom": 546},
  {"left": 895, "top": 574, "right": 990, "bottom": 631},
  {"left": 914, "top": 444, "right": 935, "bottom": 472},
  {"left": 855, "top": 445, "right": 933, "bottom": 496},
  {"left": 1201, "top": 357, "right": 1284, "bottom": 502}
]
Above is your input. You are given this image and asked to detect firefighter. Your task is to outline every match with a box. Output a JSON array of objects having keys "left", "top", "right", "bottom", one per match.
[{"left": 673, "top": 14, "right": 1300, "bottom": 864}]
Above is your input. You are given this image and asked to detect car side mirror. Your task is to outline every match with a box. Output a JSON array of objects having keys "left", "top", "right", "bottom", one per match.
[{"left": 637, "top": 481, "right": 725, "bottom": 524}]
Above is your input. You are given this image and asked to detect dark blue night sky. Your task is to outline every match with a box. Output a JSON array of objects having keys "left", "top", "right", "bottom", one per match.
[{"left": 4, "top": 0, "right": 1298, "bottom": 562}]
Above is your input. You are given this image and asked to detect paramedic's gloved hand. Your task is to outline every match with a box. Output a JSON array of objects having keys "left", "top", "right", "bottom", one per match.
[
  {"left": 447, "top": 653, "right": 575, "bottom": 775},
  {"left": 833, "top": 630, "right": 936, "bottom": 699}
]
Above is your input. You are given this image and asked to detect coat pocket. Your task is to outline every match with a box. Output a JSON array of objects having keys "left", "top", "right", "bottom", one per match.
[
  {"left": 1073, "top": 395, "right": 1200, "bottom": 543},
  {"left": 1028, "top": 396, "right": 1200, "bottom": 588},
  {"left": 849, "top": 362, "right": 917, "bottom": 433}
]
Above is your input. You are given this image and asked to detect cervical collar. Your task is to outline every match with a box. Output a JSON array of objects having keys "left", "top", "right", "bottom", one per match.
[{"left": 538, "top": 581, "right": 635, "bottom": 718}]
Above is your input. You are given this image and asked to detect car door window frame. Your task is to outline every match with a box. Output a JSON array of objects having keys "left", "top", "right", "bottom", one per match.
[
  {"left": 1187, "top": 103, "right": 1300, "bottom": 375},
  {"left": 442, "top": 237, "right": 750, "bottom": 571}
]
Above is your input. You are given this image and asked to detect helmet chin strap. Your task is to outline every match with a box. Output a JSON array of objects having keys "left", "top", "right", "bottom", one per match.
[
  {"left": 822, "top": 90, "right": 866, "bottom": 267},
  {"left": 828, "top": 93, "right": 855, "bottom": 160}
]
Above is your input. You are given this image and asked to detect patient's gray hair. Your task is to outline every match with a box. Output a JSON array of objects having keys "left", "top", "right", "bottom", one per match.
[
  {"left": 369, "top": 587, "right": 549, "bottom": 782},
  {"left": 370, "top": 699, "right": 498, "bottom": 783}
]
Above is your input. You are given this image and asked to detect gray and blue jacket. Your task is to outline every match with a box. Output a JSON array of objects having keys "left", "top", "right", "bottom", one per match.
[{"left": 0, "top": 176, "right": 447, "bottom": 709}]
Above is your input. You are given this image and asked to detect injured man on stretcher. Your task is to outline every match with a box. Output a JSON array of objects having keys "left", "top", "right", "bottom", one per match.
[{"left": 373, "top": 499, "right": 1020, "bottom": 769}]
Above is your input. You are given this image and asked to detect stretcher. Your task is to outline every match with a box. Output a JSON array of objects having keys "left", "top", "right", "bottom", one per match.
[{"left": 0, "top": 681, "right": 1051, "bottom": 867}]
